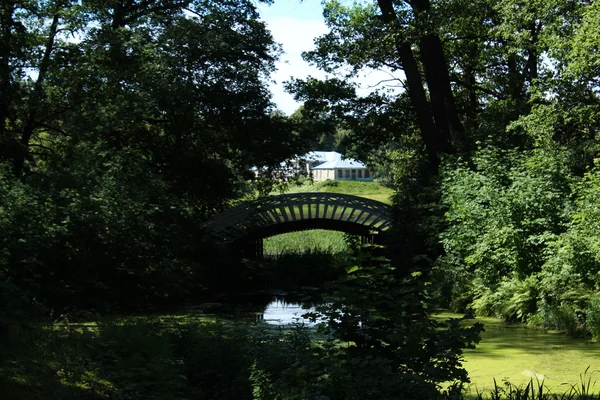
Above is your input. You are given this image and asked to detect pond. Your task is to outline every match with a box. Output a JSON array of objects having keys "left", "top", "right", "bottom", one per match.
[
  {"left": 448, "top": 313, "right": 600, "bottom": 393},
  {"left": 252, "top": 298, "right": 600, "bottom": 393}
]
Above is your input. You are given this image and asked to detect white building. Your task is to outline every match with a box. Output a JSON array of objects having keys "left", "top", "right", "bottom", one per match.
[
  {"left": 300, "top": 151, "right": 371, "bottom": 182},
  {"left": 251, "top": 151, "right": 372, "bottom": 182},
  {"left": 300, "top": 151, "right": 343, "bottom": 175},
  {"left": 311, "top": 157, "right": 371, "bottom": 181}
]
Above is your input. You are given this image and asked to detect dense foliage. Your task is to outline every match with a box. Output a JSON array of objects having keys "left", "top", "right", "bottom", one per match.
[
  {"left": 250, "top": 250, "right": 483, "bottom": 400},
  {"left": 288, "top": 0, "right": 600, "bottom": 339},
  {"left": 3, "top": 0, "right": 600, "bottom": 397},
  {"left": 2, "top": 317, "right": 596, "bottom": 400},
  {"left": 0, "top": 0, "right": 314, "bottom": 312}
]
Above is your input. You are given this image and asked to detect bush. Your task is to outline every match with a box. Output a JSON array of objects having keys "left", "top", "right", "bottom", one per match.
[
  {"left": 251, "top": 248, "right": 484, "bottom": 400},
  {"left": 538, "top": 301, "right": 585, "bottom": 337},
  {"left": 89, "top": 321, "right": 187, "bottom": 399},
  {"left": 586, "top": 294, "right": 600, "bottom": 340},
  {"left": 172, "top": 321, "right": 257, "bottom": 399},
  {"left": 470, "top": 275, "right": 540, "bottom": 322},
  {"left": 439, "top": 146, "right": 573, "bottom": 317}
]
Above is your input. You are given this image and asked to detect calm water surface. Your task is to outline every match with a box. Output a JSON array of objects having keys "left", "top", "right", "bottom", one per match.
[
  {"left": 256, "top": 300, "right": 600, "bottom": 392},
  {"left": 259, "top": 299, "right": 317, "bottom": 326},
  {"left": 435, "top": 312, "right": 600, "bottom": 392}
]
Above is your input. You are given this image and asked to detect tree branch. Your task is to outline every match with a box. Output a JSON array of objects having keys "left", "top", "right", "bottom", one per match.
[{"left": 449, "top": 74, "right": 502, "bottom": 98}]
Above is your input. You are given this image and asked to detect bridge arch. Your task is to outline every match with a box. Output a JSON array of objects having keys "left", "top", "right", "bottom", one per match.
[{"left": 201, "top": 192, "right": 392, "bottom": 258}]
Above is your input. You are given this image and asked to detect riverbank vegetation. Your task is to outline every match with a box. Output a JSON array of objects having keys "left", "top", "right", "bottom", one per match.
[
  {"left": 2, "top": 0, "right": 600, "bottom": 398},
  {"left": 436, "top": 147, "right": 600, "bottom": 338}
]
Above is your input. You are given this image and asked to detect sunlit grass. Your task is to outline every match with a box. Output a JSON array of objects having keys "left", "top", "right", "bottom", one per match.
[
  {"left": 284, "top": 180, "right": 393, "bottom": 204},
  {"left": 263, "top": 229, "right": 349, "bottom": 255}
]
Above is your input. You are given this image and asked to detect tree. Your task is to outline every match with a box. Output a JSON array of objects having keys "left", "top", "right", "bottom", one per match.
[
  {"left": 0, "top": 0, "right": 311, "bottom": 310},
  {"left": 289, "top": 0, "right": 592, "bottom": 164}
]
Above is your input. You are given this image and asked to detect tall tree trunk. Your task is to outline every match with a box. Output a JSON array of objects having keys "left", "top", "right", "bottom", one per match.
[
  {"left": 14, "top": 12, "right": 60, "bottom": 176},
  {"left": 463, "top": 43, "right": 479, "bottom": 130},
  {"left": 418, "top": 34, "right": 454, "bottom": 153},
  {"left": 506, "top": 52, "right": 522, "bottom": 103},
  {"left": 376, "top": 0, "right": 442, "bottom": 167},
  {"left": 0, "top": 1, "right": 15, "bottom": 146},
  {"left": 410, "top": 0, "right": 463, "bottom": 149},
  {"left": 104, "top": 0, "right": 134, "bottom": 150}
]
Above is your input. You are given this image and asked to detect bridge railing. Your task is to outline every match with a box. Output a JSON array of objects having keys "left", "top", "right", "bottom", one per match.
[{"left": 201, "top": 192, "right": 392, "bottom": 242}]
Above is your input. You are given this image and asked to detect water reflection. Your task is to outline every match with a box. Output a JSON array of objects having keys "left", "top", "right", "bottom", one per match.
[{"left": 258, "top": 299, "right": 319, "bottom": 326}]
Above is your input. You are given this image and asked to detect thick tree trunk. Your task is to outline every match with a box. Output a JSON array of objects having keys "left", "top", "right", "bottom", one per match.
[
  {"left": 411, "top": 0, "right": 463, "bottom": 149},
  {"left": 396, "top": 42, "right": 443, "bottom": 165},
  {"left": 376, "top": 0, "right": 441, "bottom": 167},
  {"left": 0, "top": 1, "right": 15, "bottom": 145},
  {"left": 14, "top": 13, "right": 60, "bottom": 176},
  {"left": 418, "top": 35, "right": 454, "bottom": 153},
  {"left": 506, "top": 53, "right": 523, "bottom": 103},
  {"left": 463, "top": 44, "right": 479, "bottom": 129}
]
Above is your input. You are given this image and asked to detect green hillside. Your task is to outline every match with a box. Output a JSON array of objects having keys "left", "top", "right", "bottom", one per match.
[{"left": 283, "top": 179, "right": 393, "bottom": 204}]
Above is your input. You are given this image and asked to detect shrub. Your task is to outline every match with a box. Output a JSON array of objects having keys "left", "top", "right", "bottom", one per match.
[
  {"left": 471, "top": 275, "right": 540, "bottom": 322},
  {"left": 439, "top": 147, "right": 573, "bottom": 316},
  {"left": 586, "top": 294, "right": 600, "bottom": 340},
  {"left": 538, "top": 301, "right": 584, "bottom": 337},
  {"left": 172, "top": 321, "right": 256, "bottom": 400},
  {"left": 252, "top": 249, "right": 484, "bottom": 400}
]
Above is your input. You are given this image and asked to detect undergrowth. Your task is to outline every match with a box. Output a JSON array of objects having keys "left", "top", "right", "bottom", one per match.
[
  {"left": 1, "top": 318, "right": 599, "bottom": 399},
  {"left": 469, "top": 368, "right": 600, "bottom": 399}
]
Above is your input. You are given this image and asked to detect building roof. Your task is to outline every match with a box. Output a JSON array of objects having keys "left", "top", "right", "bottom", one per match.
[
  {"left": 311, "top": 158, "right": 367, "bottom": 170},
  {"left": 300, "top": 151, "right": 342, "bottom": 163}
]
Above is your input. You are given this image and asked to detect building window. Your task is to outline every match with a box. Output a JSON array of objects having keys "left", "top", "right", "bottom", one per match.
[
  {"left": 345, "top": 169, "right": 350, "bottom": 178},
  {"left": 351, "top": 169, "right": 356, "bottom": 179},
  {"left": 337, "top": 169, "right": 342, "bottom": 178},
  {"left": 364, "top": 169, "right": 370, "bottom": 178},
  {"left": 358, "top": 170, "right": 363, "bottom": 178}
]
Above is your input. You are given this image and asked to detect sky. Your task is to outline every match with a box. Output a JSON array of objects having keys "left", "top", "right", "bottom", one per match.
[
  {"left": 256, "top": 0, "right": 403, "bottom": 115},
  {"left": 256, "top": 0, "right": 329, "bottom": 115}
]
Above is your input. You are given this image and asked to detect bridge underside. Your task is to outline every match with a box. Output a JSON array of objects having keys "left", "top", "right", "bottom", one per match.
[
  {"left": 240, "top": 218, "right": 378, "bottom": 240},
  {"left": 236, "top": 219, "right": 384, "bottom": 260},
  {"left": 200, "top": 192, "right": 393, "bottom": 259}
]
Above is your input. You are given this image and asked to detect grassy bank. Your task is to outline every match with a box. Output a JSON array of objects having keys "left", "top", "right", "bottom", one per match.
[
  {"left": 283, "top": 179, "right": 393, "bottom": 204},
  {"left": 4, "top": 310, "right": 600, "bottom": 399}
]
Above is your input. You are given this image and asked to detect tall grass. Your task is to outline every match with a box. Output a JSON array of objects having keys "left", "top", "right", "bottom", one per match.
[
  {"left": 263, "top": 229, "right": 348, "bottom": 256},
  {"left": 469, "top": 369, "right": 599, "bottom": 399},
  {"left": 0, "top": 319, "right": 271, "bottom": 400},
  {"left": 252, "top": 247, "right": 345, "bottom": 289}
]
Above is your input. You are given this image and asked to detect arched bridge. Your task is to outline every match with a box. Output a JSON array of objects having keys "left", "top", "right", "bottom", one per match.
[{"left": 201, "top": 192, "right": 392, "bottom": 258}]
